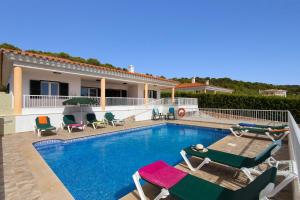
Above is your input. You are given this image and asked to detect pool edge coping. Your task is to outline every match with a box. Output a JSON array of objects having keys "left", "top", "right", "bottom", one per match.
[{"left": 23, "top": 121, "right": 231, "bottom": 200}]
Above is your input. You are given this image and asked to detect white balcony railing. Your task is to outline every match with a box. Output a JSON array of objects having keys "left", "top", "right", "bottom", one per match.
[
  {"left": 22, "top": 95, "right": 198, "bottom": 108},
  {"left": 23, "top": 95, "right": 101, "bottom": 108},
  {"left": 155, "top": 98, "right": 198, "bottom": 106},
  {"left": 106, "top": 97, "right": 154, "bottom": 106}
]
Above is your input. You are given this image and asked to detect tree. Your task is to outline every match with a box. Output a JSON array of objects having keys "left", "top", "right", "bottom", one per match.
[
  {"left": 0, "top": 43, "right": 21, "bottom": 50},
  {"left": 86, "top": 58, "right": 101, "bottom": 66}
]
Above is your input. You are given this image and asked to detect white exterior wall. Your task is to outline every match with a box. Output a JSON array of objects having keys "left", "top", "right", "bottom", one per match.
[
  {"left": 15, "top": 104, "right": 198, "bottom": 133},
  {"left": 8, "top": 68, "right": 161, "bottom": 98},
  {"left": 18, "top": 68, "right": 81, "bottom": 96}
]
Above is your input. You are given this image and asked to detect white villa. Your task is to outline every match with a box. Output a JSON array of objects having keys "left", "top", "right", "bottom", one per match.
[
  {"left": 164, "top": 77, "right": 234, "bottom": 94},
  {"left": 259, "top": 89, "right": 287, "bottom": 97},
  {"left": 0, "top": 48, "right": 198, "bottom": 133},
  {"left": 1, "top": 48, "right": 300, "bottom": 200}
]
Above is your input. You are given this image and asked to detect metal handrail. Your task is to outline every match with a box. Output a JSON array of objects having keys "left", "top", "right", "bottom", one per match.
[{"left": 197, "top": 108, "right": 288, "bottom": 123}]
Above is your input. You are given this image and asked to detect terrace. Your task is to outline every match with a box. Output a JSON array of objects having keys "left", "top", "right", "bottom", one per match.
[{"left": 0, "top": 108, "right": 299, "bottom": 200}]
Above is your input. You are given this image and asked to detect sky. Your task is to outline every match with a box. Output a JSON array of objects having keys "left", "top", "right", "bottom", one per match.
[{"left": 0, "top": 0, "right": 300, "bottom": 85}]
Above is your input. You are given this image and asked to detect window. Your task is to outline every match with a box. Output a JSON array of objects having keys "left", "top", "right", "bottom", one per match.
[
  {"left": 41, "top": 81, "right": 59, "bottom": 96},
  {"left": 81, "top": 87, "right": 99, "bottom": 97},
  {"left": 148, "top": 90, "right": 158, "bottom": 99},
  {"left": 81, "top": 87, "right": 89, "bottom": 96},
  {"left": 41, "top": 82, "right": 49, "bottom": 95},
  {"left": 106, "top": 89, "right": 127, "bottom": 97},
  {"left": 30, "top": 80, "right": 68, "bottom": 96}
]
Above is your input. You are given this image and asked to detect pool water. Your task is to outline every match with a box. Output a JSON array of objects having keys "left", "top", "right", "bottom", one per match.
[{"left": 34, "top": 123, "right": 229, "bottom": 200}]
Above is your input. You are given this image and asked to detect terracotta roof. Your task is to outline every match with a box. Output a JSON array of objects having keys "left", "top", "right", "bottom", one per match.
[
  {"left": 175, "top": 82, "right": 206, "bottom": 89},
  {"left": 1, "top": 48, "right": 177, "bottom": 84}
]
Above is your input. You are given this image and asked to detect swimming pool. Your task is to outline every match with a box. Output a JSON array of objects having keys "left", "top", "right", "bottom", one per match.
[{"left": 34, "top": 123, "right": 229, "bottom": 200}]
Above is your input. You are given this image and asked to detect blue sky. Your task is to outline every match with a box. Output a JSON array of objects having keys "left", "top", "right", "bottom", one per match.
[{"left": 1, "top": 0, "right": 300, "bottom": 85}]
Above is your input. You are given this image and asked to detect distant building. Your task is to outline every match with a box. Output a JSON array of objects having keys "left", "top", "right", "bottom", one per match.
[
  {"left": 259, "top": 89, "right": 287, "bottom": 97},
  {"left": 166, "top": 78, "right": 234, "bottom": 94}
]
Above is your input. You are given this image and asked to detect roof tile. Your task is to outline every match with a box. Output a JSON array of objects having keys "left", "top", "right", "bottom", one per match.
[{"left": 1, "top": 48, "right": 177, "bottom": 84}]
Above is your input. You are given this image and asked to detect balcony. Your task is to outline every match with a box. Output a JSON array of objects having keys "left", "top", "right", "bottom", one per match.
[{"left": 22, "top": 95, "right": 198, "bottom": 108}]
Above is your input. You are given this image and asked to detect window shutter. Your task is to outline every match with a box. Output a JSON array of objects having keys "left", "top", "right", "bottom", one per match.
[
  {"left": 98, "top": 88, "right": 101, "bottom": 97},
  {"left": 30, "top": 80, "right": 41, "bottom": 95},
  {"left": 59, "top": 83, "right": 69, "bottom": 96}
]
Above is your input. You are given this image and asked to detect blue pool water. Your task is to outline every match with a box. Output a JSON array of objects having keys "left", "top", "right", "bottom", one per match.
[{"left": 34, "top": 123, "right": 229, "bottom": 200}]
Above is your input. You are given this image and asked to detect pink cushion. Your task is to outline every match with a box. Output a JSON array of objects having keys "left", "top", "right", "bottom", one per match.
[
  {"left": 138, "top": 160, "right": 187, "bottom": 189},
  {"left": 68, "top": 124, "right": 83, "bottom": 128}
]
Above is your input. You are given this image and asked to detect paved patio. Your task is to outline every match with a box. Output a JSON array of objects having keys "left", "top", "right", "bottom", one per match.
[{"left": 0, "top": 120, "right": 293, "bottom": 200}]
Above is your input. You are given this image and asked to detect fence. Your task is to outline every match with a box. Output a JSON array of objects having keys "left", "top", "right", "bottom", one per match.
[
  {"left": 23, "top": 95, "right": 198, "bottom": 108},
  {"left": 106, "top": 97, "right": 148, "bottom": 106},
  {"left": 194, "top": 108, "right": 288, "bottom": 123},
  {"left": 157, "top": 98, "right": 198, "bottom": 106},
  {"left": 23, "top": 95, "right": 101, "bottom": 108}
]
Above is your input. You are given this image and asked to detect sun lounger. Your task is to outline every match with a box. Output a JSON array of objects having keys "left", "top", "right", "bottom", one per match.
[
  {"left": 238, "top": 123, "right": 288, "bottom": 130},
  {"left": 62, "top": 115, "right": 85, "bottom": 133},
  {"left": 104, "top": 112, "right": 125, "bottom": 126},
  {"left": 132, "top": 160, "right": 290, "bottom": 200},
  {"left": 180, "top": 140, "right": 281, "bottom": 181},
  {"left": 152, "top": 108, "right": 161, "bottom": 120},
  {"left": 86, "top": 113, "right": 106, "bottom": 129},
  {"left": 230, "top": 126, "right": 289, "bottom": 141},
  {"left": 167, "top": 107, "right": 176, "bottom": 120},
  {"left": 34, "top": 116, "right": 57, "bottom": 137}
]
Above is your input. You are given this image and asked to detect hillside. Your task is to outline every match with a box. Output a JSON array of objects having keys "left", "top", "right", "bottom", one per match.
[
  {"left": 172, "top": 77, "right": 300, "bottom": 97},
  {"left": 0, "top": 43, "right": 128, "bottom": 72}
]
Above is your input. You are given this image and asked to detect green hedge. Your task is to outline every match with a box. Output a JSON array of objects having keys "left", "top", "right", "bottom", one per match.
[{"left": 161, "top": 92, "right": 300, "bottom": 123}]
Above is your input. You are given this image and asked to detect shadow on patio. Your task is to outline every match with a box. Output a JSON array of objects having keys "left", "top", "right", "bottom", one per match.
[{"left": 0, "top": 117, "right": 5, "bottom": 199}]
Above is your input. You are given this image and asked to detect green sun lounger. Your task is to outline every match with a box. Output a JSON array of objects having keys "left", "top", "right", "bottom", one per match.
[
  {"left": 133, "top": 160, "right": 279, "bottom": 200},
  {"left": 34, "top": 116, "right": 57, "bottom": 137},
  {"left": 152, "top": 108, "right": 161, "bottom": 120},
  {"left": 86, "top": 113, "right": 106, "bottom": 129},
  {"left": 230, "top": 126, "right": 289, "bottom": 141},
  {"left": 62, "top": 115, "right": 85, "bottom": 133},
  {"left": 167, "top": 107, "right": 176, "bottom": 120},
  {"left": 238, "top": 123, "right": 288, "bottom": 130},
  {"left": 255, "top": 124, "right": 288, "bottom": 129},
  {"left": 181, "top": 140, "right": 281, "bottom": 181},
  {"left": 104, "top": 112, "right": 125, "bottom": 126}
]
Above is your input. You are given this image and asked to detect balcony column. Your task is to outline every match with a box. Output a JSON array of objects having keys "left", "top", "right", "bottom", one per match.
[
  {"left": 171, "top": 87, "right": 175, "bottom": 103},
  {"left": 101, "top": 78, "right": 106, "bottom": 111},
  {"left": 214, "top": 90, "right": 217, "bottom": 94},
  {"left": 144, "top": 83, "right": 148, "bottom": 105},
  {"left": 13, "top": 66, "right": 23, "bottom": 114}
]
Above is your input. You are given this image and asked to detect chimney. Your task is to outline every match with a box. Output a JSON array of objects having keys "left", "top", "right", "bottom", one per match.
[
  {"left": 205, "top": 80, "right": 209, "bottom": 85},
  {"left": 128, "top": 65, "right": 135, "bottom": 73},
  {"left": 192, "top": 77, "right": 196, "bottom": 83}
]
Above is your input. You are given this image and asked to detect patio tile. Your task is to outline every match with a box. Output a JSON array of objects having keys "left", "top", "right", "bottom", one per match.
[{"left": 0, "top": 120, "right": 293, "bottom": 200}]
